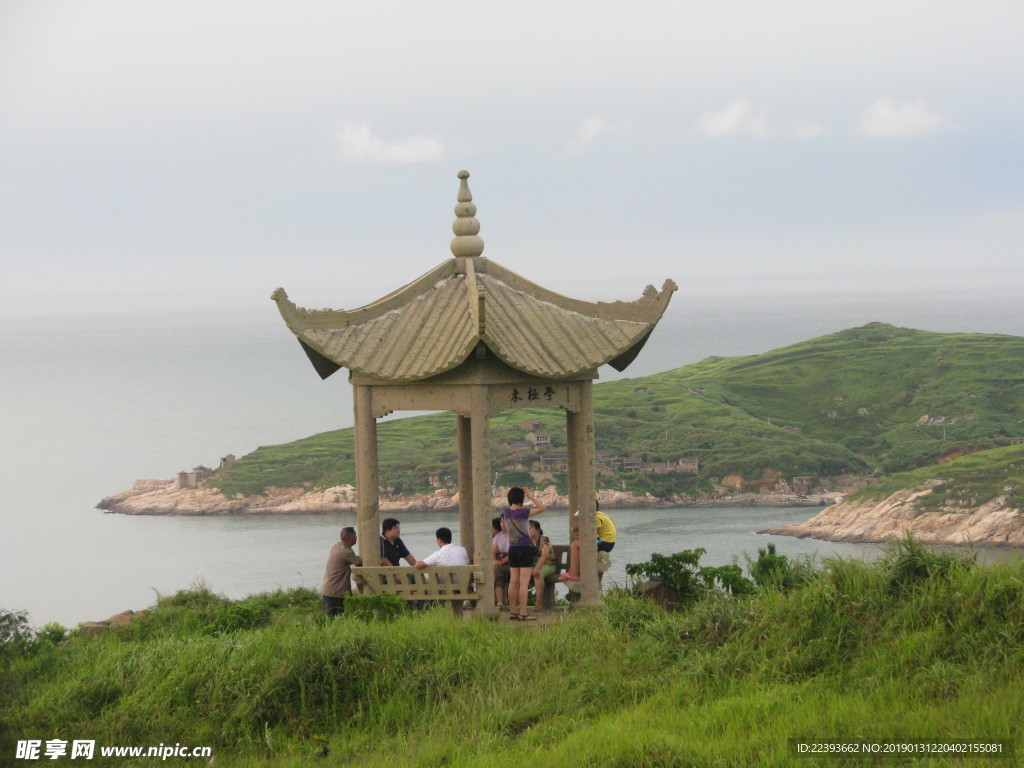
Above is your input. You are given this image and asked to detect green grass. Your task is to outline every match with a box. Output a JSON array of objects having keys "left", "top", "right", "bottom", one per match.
[
  {"left": 206, "top": 324, "right": 1024, "bottom": 499},
  {"left": 3, "top": 541, "right": 1023, "bottom": 766},
  {"left": 847, "top": 444, "right": 1024, "bottom": 512}
]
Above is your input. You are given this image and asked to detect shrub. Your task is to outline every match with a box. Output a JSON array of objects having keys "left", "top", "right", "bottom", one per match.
[
  {"left": 880, "top": 535, "right": 975, "bottom": 594},
  {"left": 35, "top": 623, "right": 69, "bottom": 646},
  {"left": 702, "top": 564, "right": 756, "bottom": 596},
  {"left": 0, "top": 609, "right": 34, "bottom": 660},
  {"left": 625, "top": 549, "right": 754, "bottom": 607},
  {"left": 748, "top": 543, "right": 795, "bottom": 590},
  {"left": 142, "top": 584, "right": 283, "bottom": 638}
]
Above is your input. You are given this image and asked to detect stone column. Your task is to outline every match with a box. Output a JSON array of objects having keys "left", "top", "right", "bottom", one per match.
[
  {"left": 457, "top": 415, "right": 474, "bottom": 552},
  {"left": 575, "top": 380, "right": 600, "bottom": 607},
  {"left": 565, "top": 404, "right": 581, "bottom": 551},
  {"left": 353, "top": 385, "right": 381, "bottom": 569},
  {"left": 470, "top": 386, "right": 496, "bottom": 618}
]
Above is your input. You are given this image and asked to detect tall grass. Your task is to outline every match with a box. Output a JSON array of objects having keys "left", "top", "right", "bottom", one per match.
[{"left": 2, "top": 541, "right": 1022, "bottom": 766}]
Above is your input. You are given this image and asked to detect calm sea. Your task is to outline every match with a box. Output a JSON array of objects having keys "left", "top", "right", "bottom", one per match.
[{"left": 2, "top": 286, "right": 1022, "bottom": 626}]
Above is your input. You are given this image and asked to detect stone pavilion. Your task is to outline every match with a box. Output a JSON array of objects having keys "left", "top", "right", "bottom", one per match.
[{"left": 273, "top": 171, "right": 675, "bottom": 614}]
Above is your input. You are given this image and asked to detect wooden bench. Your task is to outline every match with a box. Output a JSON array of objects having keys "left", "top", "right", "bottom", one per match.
[
  {"left": 534, "top": 544, "right": 570, "bottom": 610},
  {"left": 352, "top": 565, "right": 484, "bottom": 617}
]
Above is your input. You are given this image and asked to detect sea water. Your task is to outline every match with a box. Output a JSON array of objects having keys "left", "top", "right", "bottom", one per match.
[{"left": 2, "top": 286, "right": 1023, "bottom": 626}]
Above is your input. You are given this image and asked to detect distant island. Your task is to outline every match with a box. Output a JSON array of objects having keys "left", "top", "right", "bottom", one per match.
[{"left": 98, "top": 323, "right": 1024, "bottom": 544}]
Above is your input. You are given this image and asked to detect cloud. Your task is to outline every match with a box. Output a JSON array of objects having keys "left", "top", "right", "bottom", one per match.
[
  {"left": 795, "top": 121, "right": 822, "bottom": 139},
  {"left": 695, "top": 100, "right": 770, "bottom": 138},
  {"left": 854, "top": 98, "right": 950, "bottom": 139},
  {"left": 563, "top": 116, "right": 637, "bottom": 155},
  {"left": 333, "top": 121, "right": 446, "bottom": 164}
]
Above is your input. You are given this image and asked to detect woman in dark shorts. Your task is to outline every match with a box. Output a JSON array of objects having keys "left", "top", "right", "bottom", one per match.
[{"left": 503, "top": 487, "right": 546, "bottom": 621}]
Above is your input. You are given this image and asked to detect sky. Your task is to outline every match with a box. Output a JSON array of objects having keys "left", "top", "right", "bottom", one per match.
[{"left": 1, "top": 0, "right": 1023, "bottom": 318}]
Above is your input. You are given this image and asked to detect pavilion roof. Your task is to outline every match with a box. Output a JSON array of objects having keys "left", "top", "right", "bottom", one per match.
[{"left": 272, "top": 172, "right": 676, "bottom": 382}]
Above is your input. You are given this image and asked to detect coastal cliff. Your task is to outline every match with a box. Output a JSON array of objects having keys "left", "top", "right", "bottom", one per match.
[
  {"left": 762, "top": 445, "right": 1024, "bottom": 547},
  {"left": 762, "top": 488, "right": 1024, "bottom": 547}
]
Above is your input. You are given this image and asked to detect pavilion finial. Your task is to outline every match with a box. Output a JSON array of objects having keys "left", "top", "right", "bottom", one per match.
[{"left": 450, "top": 170, "right": 485, "bottom": 258}]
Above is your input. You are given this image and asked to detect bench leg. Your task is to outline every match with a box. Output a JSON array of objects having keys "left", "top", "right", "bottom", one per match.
[{"left": 541, "top": 581, "right": 557, "bottom": 610}]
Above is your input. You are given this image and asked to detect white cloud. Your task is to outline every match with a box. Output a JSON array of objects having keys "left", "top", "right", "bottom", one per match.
[
  {"left": 795, "top": 121, "right": 822, "bottom": 139},
  {"left": 333, "top": 122, "right": 446, "bottom": 164},
  {"left": 855, "top": 98, "right": 950, "bottom": 139},
  {"left": 695, "top": 100, "right": 770, "bottom": 138},
  {"left": 563, "top": 116, "right": 637, "bottom": 155}
]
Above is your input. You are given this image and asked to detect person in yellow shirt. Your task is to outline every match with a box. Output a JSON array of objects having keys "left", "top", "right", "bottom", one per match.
[
  {"left": 595, "top": 507, "right": 617, "bottom": 552},
  {"left": 559, "top": 502, "right": 615, "bottom": 582}
]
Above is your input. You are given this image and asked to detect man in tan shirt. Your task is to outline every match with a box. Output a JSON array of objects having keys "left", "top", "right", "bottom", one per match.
[{"left": 321, "top": 527, "right": 362, "bottom": 617}]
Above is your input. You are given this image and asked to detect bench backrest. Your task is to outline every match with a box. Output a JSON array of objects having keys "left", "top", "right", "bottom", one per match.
[
  {"left": 352, "top": 565, "right": 483, "bottom": 601},
  {"left": 548, "top": 545, "right": 571, "bottom": 580}
]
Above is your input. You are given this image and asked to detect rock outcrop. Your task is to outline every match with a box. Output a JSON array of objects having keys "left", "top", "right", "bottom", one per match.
[
  {"left": 97, "top": 482, "right": 358, "bottom": 516},
  {"left": 761, "top": 488, "right": 1024, "bottom": 547},
  {"left": 79, "top": 609, "right": 146, "bottom": 636}
]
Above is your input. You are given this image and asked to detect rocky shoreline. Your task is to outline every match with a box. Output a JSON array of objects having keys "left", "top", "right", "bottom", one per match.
[
  {"left": 96, "top": 479, "right": 834, "bottom": 516},
  {"left": 760, "top": 488, "right": 1024, "bottom": 548}
]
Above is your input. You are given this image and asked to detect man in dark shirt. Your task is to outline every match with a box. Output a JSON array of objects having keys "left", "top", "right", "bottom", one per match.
[{"left": 380, "top": 518, "right": 416, "bottom": 566}]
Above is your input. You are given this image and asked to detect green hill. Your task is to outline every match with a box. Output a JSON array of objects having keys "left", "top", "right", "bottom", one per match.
[{"left": 209, "top": 323, "right": 1024, "bottom": 498}]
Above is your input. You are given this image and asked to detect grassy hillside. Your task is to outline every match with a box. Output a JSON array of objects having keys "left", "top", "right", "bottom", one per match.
[
  {"left": 664, "top": 323, "right": 1024, "bottom": 473},
  {"left": 208, "top": 324, "right": 1024, "bottom": 497},
  {"left": 3, "top": 543, "right": 1022, "bottom": 766},
  {"left": 846, "top": 444, "right": 1024, "bottom": 513}
]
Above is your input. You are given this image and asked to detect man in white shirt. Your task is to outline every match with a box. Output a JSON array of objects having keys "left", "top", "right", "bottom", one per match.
[{"left": 415, "top": 527, "right": 470, "bottom": 567}]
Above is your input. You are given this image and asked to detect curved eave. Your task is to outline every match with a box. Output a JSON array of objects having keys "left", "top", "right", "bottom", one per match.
[
  {"left": 274, "top": 268, "right": 478, "bottom": 381},
  {"left": 477, "top": 271, "right": 674, "bottom": 378},
  {"left": 479, "top": 259, "right": 677, "bottom": 326},
  {"left": 271, "top": 259, "right": 458, "bottom": 334}
]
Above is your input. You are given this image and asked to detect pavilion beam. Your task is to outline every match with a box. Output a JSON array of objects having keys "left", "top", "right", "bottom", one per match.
[
  {"left": 574, "top": 380, "right": 600, "bottom": 607},
  {"left": 457, "top": 415, "right": 474, "bottom": 553},
  {"left": 354, "top": 385, "right": 381, "bottom": 569},
  {"left": 470, "top": 386, "right": 497, "bottom": 618}
]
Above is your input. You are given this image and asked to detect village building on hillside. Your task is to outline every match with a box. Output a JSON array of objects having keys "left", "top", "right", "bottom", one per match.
[
  {"left": 536, "top": 449, "right": 698, "bottom": 476},
  {"left": 525, "top": 431, "right": 552, "bottom": 448},
  {"left": 518, "top": 419, "right": 553, "bottom": 448},
  {"left": 792, "top": 476, "right": 813, "bottom": 495},
  {"left": 596, "top": 450, "right": 622, "bottom": 471},
  {"left": 539, "top": 453, "right": 569, "bottom": 471},
  {"left": 514, "top": 422, "right": 698, "bottom": 477},
  {"left": 176, "top": 465, "right": 214, "bottom": 490}
]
